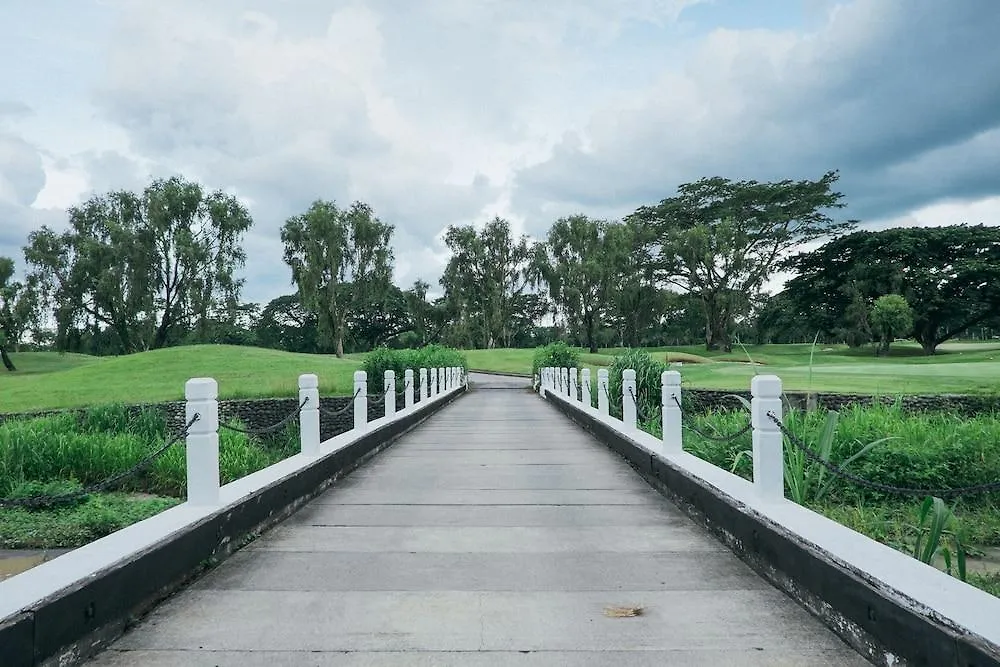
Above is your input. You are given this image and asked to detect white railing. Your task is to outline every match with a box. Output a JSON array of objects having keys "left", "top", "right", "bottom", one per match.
[
  {"left": 538, "top": 365, "right": 1000, "bottom": 651},
  {"left": 0, "top": 366, "right": 466, "bottom": 619}
]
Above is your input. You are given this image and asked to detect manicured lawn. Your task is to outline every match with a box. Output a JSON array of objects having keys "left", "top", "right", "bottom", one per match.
[
  {"left": 1, "top": 345, "right": 359, "bottom": 413},
  {"left": 468, "top": 343, "right": 1000, "bottom": 395}
]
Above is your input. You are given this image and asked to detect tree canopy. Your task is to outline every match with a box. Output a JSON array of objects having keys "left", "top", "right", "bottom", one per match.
[
  {"left": 280, "top": 200, "right": 395, "bottom": 358},
  {"left": 627, "top": 171, "right": 852, "bottom": 351},
  {"left": 782, "top": 224, "right": 1000, "bottom": 354},
  {"left": 22, "top": 176, "right": 252, "bottom": 354}
]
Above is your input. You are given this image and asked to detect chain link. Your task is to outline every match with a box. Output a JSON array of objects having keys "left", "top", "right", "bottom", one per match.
[
  {"left": 626, "top": 387, "right": 656, "bottom": 423},
  {"left": 0, "top": 414, "right": 201, "bottom": 509},
  {"left": 673, "top": 395, "right": 752, "bottom": 442},
  {"left": 219, "top": 397, "right": 309, "bottom": 436},
  {"left": 767, "top": 411, "right": 1000, "bottom": 498},
  {"left": 318, "top": 388, "right": 363, "bottom": 418}
]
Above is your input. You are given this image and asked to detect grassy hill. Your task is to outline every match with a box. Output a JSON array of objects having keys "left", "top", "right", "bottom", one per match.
[
  {"left": 0, "top": 345, "right": 360, "bottom": 413},
  {"left": 3, "top": 341, "right": 1000, "bottom": 413}
]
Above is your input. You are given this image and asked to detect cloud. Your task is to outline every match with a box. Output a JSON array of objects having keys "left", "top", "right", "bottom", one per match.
[
  {"left": 511, "top": 0, "right": 1000, "bottom": 230},
  {"left": 6, "top": 0, "right": 1000, "bottom": 306}
]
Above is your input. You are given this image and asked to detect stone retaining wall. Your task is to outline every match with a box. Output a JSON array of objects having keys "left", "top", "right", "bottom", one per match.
[{"left": 681, "top": 389, "right": 1000, "bottom": 415}]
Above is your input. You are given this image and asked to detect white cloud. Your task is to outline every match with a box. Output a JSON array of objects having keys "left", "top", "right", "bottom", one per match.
[{"left": 1, "top": 0, "right": 998, "bottom": 307}]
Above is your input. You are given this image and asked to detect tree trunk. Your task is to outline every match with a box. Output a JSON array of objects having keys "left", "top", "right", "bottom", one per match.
[
  {"left": 334, "top": 316, "right": 346, "bottom": 358},
  {"left": 585, "top": 312, "right": 598, "bottom": 354},
  {"left": 0, "top": 346, "right": 16, "bottom": 371}
]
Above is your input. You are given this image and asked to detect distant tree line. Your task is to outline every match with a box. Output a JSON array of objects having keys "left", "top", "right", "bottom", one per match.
[{"left": 2, "top": 170, "right": 999, "bottom": 370}]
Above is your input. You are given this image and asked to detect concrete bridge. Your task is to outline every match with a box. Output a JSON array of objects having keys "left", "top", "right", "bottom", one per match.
[{"left": 1, "top": 369, "right": 998, "bottom": 666}]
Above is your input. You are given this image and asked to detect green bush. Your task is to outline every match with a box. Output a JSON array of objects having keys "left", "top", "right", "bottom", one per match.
[
  {"left": 362, "top": 344, "right": 468, "bottom": 393},
  {"left": 531, "top": 342, "right": 580, "bottom": 379},
  {"left": 605, "top": 349, "right": 667, "bottom": 426}
]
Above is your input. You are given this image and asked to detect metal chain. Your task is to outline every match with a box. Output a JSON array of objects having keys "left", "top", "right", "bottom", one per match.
[
  {"left": 0, "top": 414, "right": 201, "bottom": 509},
  {"left": 673, "top": 395, "right": 752, "bottom": 442},
  {"left": 219, "top": 397, "right": 309, "bottom": 436},
  {"left": 368, "top": 385, "right": 390, "bottom": 406},
  {"left": 767, "top": 411, "right": 1000, "bottom": 498},
  {"left": 318, "top": 388, "right": 363, "bottom": 418},
  {"left": 626, "top": 387, "right": 656, "bottom": 423}
]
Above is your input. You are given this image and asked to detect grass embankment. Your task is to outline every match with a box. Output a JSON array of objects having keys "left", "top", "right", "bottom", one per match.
[
  {"left": 1, "top": 345, "right": 360, "bottom": 413},
  {"left": 0, "top": 403, "right": 299, "bottom": 549},
  {"left": 468, "top": 342, "right": 1000, "bottom": 395}
]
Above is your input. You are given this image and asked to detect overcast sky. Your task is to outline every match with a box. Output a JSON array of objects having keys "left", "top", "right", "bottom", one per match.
[{"left": 2, "top": 0, "right": 1000, "bottom": 305}]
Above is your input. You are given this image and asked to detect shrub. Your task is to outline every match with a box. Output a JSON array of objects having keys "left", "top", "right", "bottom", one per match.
[
  {"left": 531, "top": 342, "right": 580, "bottom": 379},
  {"left": 605, "top": 349, "right": 667, "bottom": 427},
  {"left": 362, "top": 344, "right": 468, "bottom": 393}
]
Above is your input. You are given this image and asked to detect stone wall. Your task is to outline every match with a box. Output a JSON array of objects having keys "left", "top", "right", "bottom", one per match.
[
  {"left": 0, "top": 392, "right": 427, "bottom": 442},
  {"left": 682, "top": 389, "right": 1000, "bottom": 416}
]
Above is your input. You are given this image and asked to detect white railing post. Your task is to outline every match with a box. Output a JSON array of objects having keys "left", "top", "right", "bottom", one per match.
[
  {"left": 354, "top": 370, "right": 367, "bottom": 431},
  {"left": 752, "top": 375, "right": 784, "bottom": 502},
  {"left": 439, "top": 367, "right": 445, "bottom": 394},
  {"left": 449, "top": 366, "right": 455, "bottom": 390},
  {"left": 185, "top": 377, "right": 220, "bottom": 506},
  {"left": 299, "top": 373, "right": 320, "bottom": 456},
  {"left": 420, "top": 368, "right": 429, "bottom": 401},
  {"left": 404, "top": 369, "right": 414, "bottom": 409},
  {"left": 581, "top": 368, "right": 592, "bottom": 408},
  {"left": 384, "top": 370, "right": 396, "bottom": 418},
  {"left": 432, "top": 367, "right": 439, "bottom": 396},
  {"left": 561, "top": 367, "right": 569, "bottom": 395},
  {"left": 597, "top": 369, "right": 609, "bottom": 415},
  {"left": 661, "top": 370, "right": 682, "bottom": 452},
  {"left": 569, "top": 367, "right": 578, "bottom": 402},
  {"left": 622, "top": 369, "right": 637, "bottom": 429}
]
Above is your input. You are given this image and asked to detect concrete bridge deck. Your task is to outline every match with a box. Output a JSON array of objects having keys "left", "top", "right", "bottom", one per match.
[{"left": 90, "top": 376, "right": 867, "bottom": 665}]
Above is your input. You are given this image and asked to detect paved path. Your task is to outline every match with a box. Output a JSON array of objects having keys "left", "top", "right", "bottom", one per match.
[{"left": 91, "top": 384, "right": 868, "bottom": 666}]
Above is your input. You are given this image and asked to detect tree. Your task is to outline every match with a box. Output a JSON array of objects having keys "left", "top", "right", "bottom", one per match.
[
  {"left": 440, "top": 217, "right": 543, "bottom": 349},
  {"left": 345, "top": 283, "right": 412, "bottom": 350},
  {"left": 782, "top": 225, "right": 1000, "bottom": 354},
  {"left": 0, "top": 257, "right": 39, "bottom": 371},
  {"left": 280, "top": 200, "right": 394, "bottom": 358},
  {"left": 541, "top": 215, "right": 619, "bottom": 353},
  {"left": 627, "top": 171, "right": 852, "bottom": 351},
  {"left": 255, "top": 293, "right": 323, "bottom": 353},
  {"left": 23, "top": 176, "right": 252, "bottom": 354},
  {"left": 870, "top": 294, "right": 914, "bottom": 356}
]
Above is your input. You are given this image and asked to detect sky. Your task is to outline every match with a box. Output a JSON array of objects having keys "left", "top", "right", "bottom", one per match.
[{"left": 2, "top": 0, "right": 1000, "bottom": 305}]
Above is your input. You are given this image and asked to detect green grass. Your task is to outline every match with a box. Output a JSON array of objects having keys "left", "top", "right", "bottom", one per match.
[
  {"left": 0, "top": 493, "right": 181, "bottom": 549},
  {"left": 2, "top": 345, "right": 359, "bottom": 413},
  {"left": 0, "top": 403, "right": 302, "bottom": 549},
  {"left": 468, "top": 342, "right": 1000, "bottom": 395}
]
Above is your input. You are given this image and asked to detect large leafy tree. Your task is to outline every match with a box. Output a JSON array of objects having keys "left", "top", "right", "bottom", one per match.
[
  {"left": 440, "top": 217, "right": 543, "bottom": 349},
  {"left": 782, "top": 225, "right": 1000, "bottom": 354},
  {"left": 280, "top": 200, "right": 394, "bottom": 358},
  {"left": 542, "top": 215, "right": 600, "bottom": 352},
  {"left": 0, "top": 257, "right": 39, "bottom": 371},
  {"left": 255, "top": 293, "right": 323, "bottom": 353},
  {"left": 23, "top": 176, "right": 252, "bottom": 354},
  {"left": 628, "top": 171, "right": 852, "bottom": 351}
]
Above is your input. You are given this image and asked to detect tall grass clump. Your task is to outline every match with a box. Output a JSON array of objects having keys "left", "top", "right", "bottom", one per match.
[
  {"left": 0, "top": 404, "right": 303, "bottom": 499},
  {"left": 681, "top": 401, "right": 1000, "bottom": 505},
  {"left": 532, "top": 342, "right": 580, "bottom": 379},
  {"left": 606, "top": 349, "right": 667, "bottom": 427},
  {"left": 363, "top": 344, "right": 468, "bottom": 394}
]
